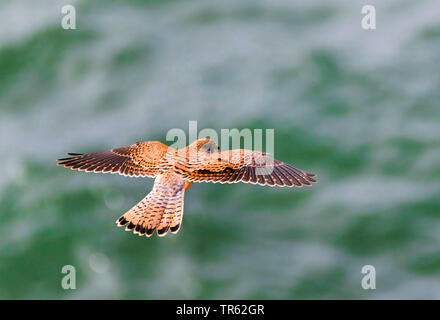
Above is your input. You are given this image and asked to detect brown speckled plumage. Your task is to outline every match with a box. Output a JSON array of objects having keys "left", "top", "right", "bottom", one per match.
[{"left": 57, "top": 138, "right": 316, "bottom": 238}]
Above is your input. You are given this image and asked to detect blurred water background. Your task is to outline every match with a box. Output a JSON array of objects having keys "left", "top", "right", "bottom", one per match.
[{"left": 1, "top": 0, "right": 440, "bottom": 299}]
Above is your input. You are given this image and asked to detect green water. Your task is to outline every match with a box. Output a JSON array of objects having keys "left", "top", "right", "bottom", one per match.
[{"left": 1, "top": 0, "right": 440, "bottom": 299}]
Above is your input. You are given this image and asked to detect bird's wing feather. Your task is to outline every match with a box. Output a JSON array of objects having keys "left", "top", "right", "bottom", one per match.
[
  {"left": 57, "top": 141, "right": 169, "bottom": 177},
  {"left": 175, "top": 149, "right": 317, "bottom": 187}
]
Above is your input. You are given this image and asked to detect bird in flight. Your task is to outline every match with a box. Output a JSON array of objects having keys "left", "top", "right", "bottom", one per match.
[{"left": 57, "top": 138, "right": 316, "bottom": 238}]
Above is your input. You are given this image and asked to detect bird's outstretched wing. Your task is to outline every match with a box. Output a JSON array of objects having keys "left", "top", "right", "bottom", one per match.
[
  {"left": 57, "top": 141, "right": 170, "bottom": 177},
  {"left": 174, "top": 148, "right": 317, "bottom": 187}
]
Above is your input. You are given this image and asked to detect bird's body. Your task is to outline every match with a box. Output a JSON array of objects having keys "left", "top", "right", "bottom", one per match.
[{"left": 57, "top": 138, "right": 316, "bottom": 238}]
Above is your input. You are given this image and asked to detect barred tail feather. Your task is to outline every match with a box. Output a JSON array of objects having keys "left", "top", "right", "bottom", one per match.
[
  {"left": 157, "top": 188, "right": 184, "bottom": 237},
  {"left": 116, "top": 183, "right": 186, "bottom": 237},
  {"left": 116, "top": 193, "right": 152, "bottom": 231},
  {"left": 170, "top": 192, "right": 184, "bottom": 234}
]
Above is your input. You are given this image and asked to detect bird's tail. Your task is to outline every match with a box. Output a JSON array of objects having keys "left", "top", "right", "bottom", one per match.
[{"left": 116, "top": 185, "right": 185, "bottom": 237}]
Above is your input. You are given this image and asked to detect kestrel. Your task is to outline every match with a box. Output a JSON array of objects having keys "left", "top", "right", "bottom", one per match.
[{"left": 57, "top": 138, "right": 316, "bottom": 238}]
